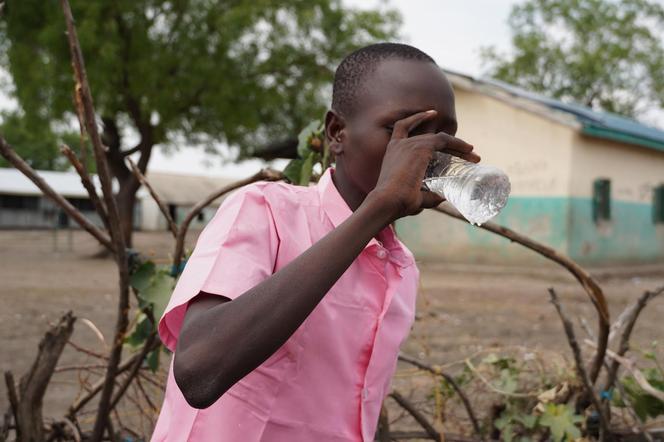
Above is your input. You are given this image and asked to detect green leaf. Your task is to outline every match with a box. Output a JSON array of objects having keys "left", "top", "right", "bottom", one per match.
[
  {"left": 497, "top": 368, "right": 518, "bottom": 393},
  {"left": 124, "top": 313, "right": 153, "bottom": 348},
  {"left": 137, "top": 270, "right": 175, "bottom": 321},
  {"left": 130, "top": 261, "right": 156, "bottom": 292},
  {"left": 283, "top": 158, "right": 304, "bottom": 184},
  {"left": 146, "top": 348, "right": 160, "bottom": 373},
  {"left": 539, "top": 404, "right": 582, "bottom": 442},
  {"left": 299, "top": 151, "right": 315, "bottom": 185},
  {"left": 620, "top": 369, "right": 664, "bottom": 419},
  {"left": 516, "top": 414, "right": 538, "bottom": 430}
]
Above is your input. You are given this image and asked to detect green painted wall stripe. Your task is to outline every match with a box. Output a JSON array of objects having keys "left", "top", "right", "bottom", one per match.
[{"left": 396, "top": 196, "right": 664, "bottom": 265}]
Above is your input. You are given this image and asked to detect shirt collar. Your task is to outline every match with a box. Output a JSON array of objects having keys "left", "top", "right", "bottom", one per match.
[{"left": 316, "top": 167, "right": 414, "bottom": 268}]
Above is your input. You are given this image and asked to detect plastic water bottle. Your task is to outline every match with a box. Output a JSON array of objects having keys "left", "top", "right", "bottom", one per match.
[{"left": 423, "top": 152, "right": 511, "bottom": 226}]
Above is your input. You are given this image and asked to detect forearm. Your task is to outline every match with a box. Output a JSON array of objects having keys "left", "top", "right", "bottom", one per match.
[{"left": 175, "top": 193, "right": 394, "bottom": 408}]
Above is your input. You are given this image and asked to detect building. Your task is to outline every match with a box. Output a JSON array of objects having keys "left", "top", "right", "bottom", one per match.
[
  {"left": 0, "top": 168, "right": 234, "bottom": 232},
  {"left": 139, "top": 172, "right": 236, "bottom": 231},
  {"left": 0, "top": 168, "right": 108, "bottom": 229},
  {"left": 395, "top": 71, "right": 664, "bottom": 265}
]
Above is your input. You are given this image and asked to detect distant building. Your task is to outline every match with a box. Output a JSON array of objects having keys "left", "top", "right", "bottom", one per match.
[
  {"left": 0, "top": 168, "right": 235, "bottom": 232},
  {"left": 0, "top": 168, "right": 107, "bottom": 229},
  {"left": 395, "top": 71, "right": 664, "bottom": 265},
  {"left": 139, "top": 172, "right": 235, "bottom": 231}
]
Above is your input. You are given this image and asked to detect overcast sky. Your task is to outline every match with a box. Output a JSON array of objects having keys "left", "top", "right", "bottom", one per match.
[{"left": 0, "top": 0, "right": 601, "bottom": 177}]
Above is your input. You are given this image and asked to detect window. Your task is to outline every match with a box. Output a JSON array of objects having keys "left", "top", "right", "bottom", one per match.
[
  {"left": 654, "top": 184, "right": 664, "bottom": 224},
  {"left": 66, "top": 197, "right": 95, "bottom": 212},
  {"left": 593, "top": 178, "right": 611, "bottom": 223},
  {"left": 0, "top": 194, "right": 39, "bottom": 210}
]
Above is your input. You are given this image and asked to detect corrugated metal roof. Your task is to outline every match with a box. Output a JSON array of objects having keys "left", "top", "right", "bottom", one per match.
[
  {"left": 475, "top": 76, "right": 664, "bottom": 153},
  {"left": 0, "top": 168, "right": 105, "bottom": 197}
]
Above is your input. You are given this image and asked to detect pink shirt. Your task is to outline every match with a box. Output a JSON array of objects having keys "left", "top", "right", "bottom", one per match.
[{"left": 152, "top": 167, "right": 420, "bottom": 441}]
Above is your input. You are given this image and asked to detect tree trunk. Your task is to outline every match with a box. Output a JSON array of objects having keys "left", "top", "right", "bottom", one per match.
[
  {"left": 115, "top": 180, "right": 137, "bottom": 248},
  {"left": 102, "top": 116, "right": 154, "bottom": 249}
]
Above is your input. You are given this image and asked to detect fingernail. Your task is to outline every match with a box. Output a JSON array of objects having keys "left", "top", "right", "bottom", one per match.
[{"left": 426, "top": 110, "right": 436, "bottom": 114}]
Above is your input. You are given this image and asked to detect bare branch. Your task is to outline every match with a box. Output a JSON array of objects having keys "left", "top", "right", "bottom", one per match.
[
  {"left": 605, "top": 286, "right": 664, "bottom": 392},
  {"left": 3, "top": 372, "right": 19, "bottom": 441},
  {"left": 67, "top": 338, "right": 161, "bottom": 416},
  {"left": 389, "top": 390, "right": 441, "bottom": 442},
  {"left": 126, "top": 157, "right": 177, "bottom": 237},
  {"left": 120, "top": 144, "right": 142, "bottom": 157},
  {"left": 583, "top": 338, "right": 656, "bottom": 442},
  {"left": 109, "top": 331, "right": 158, "bottom": 411},
  {"left": 172, "top": 168, "right": 284, "bottom": 270},
  {"left": 375, "top": 403, "right": 390, "bottom": 442},
  {"left": 60, "top": 1, "right": 131, "bottom": 439},
  {"left": 60, "top": 144, "right": 109, "bottom": 230},
  {"left": 398, "top": 353, "right": 483, "bottom": 439},
  {"left": 602, "top": 346, "right": 664, "bottom": 403},
  {"left": 433, "top": 205, "right": 609, "bottom": 384},
  {"left": 0, "top": 136, "right": 114, "bottom": 252},
  {"left": 548, "top": 288, "right": 611, "bottom": 440},
  {"left": 14, "top": 312, "right": 76, "bottom": 442}
]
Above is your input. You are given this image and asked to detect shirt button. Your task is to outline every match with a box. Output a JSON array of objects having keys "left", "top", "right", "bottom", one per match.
[
  {"left": 362, "top": 388, "right": 369, "bottom": 400},
  {"left": 376, "top": 249, "right": 387, "bottom": 259}
]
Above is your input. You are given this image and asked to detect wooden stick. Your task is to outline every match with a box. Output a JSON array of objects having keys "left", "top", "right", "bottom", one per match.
[
  {"left": 3, "top": 372, "right": 19, "bottom": 441},
  {"left": 604, "top": 286, "right": 663, "bottom": 393},
  {"left": 15, "top": 312, "right": 76, "bottom": 442},
  {"left": 60, "top": 1, "right": 131, "bottom": 439},
  {"left": 126, "top": 157, "right": 178, "bottom": 237},
  {"left": 67, "top": 338, "right": 161, "bottom": 416},
  {"left": 433, "top": 205, "right": 609, "bottom": 385},
  {"left": 583, "top": 339, "right": 656, "bottom": 442},
  {"left": 602, "top": 346, "right": 664, "bottom": 403},
  {"left": 398, "top": 353, "right": 483, "bottom": 439},
  {"left": 109, "top": 331, "right": 158, "bottom": 410},
  {"left": 548, "top": 288, "right": 611, "bottom": 440},
  {"left": 60, "top": 144, "right": 109, "bottom": 230},
  {"left": 390, "top": 390, "right": 441, "bottom": 442}
]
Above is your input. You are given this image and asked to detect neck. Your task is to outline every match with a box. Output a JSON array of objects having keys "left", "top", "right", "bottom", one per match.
[{"left": 330, "top": 161, "right": 367, "bottom": 212}]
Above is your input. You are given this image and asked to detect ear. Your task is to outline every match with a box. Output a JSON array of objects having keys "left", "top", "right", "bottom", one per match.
[{"left": 325, "top": 109, "right": 346, "bottom": 156}]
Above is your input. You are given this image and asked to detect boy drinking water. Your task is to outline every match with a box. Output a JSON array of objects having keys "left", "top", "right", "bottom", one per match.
[{"left": 152, "top": 42, "right": 479, "bottom": 441}]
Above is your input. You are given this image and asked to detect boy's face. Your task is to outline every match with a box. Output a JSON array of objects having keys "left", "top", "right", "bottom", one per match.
[{"left": 330, "top": 58, "right": 458, "bottom": 199}]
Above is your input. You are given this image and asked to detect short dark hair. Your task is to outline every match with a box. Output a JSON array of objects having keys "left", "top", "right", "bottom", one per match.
[{"left": 331, "top": 43, "right": 436, "bottom": 117}]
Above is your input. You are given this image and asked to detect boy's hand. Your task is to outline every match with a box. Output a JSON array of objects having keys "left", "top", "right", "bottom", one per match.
[{"left": 367, "top": 109, "right": 479, "bottom": 222}]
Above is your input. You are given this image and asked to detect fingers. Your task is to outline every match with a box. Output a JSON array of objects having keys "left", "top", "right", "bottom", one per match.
[
  {"left": 444, "top": 149, "right": 481, "bottom": 163},
  {"left": 434, "top": 131, "right": 474, "bottom": 154},
  {"left": 391, "top": 110, "right": 437, "bottom": 139},
  {"left": 410, "top": 131, "right": 480, "bottom": 163}
]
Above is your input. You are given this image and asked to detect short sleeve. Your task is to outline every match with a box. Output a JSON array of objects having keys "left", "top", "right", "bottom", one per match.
[{"left": 158, "top": 183, "right": 280, "bottom": 352}]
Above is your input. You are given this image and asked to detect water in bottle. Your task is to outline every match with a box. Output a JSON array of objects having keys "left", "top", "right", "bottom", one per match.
[{"left": 423, "top": 152, "right": 511, "bottom": 226}]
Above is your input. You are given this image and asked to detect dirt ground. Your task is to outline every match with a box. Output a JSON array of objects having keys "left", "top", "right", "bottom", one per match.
[{"left": 1, "top": 229, "right": 663, "bottom": 439}]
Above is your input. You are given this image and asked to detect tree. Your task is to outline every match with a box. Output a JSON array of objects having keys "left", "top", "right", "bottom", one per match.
[
  {"left": 0, "top": 0, "right": 400, "bottom": 245},
  {"left": 481, "top": 0, "right": 664, "bottom": 120}
]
